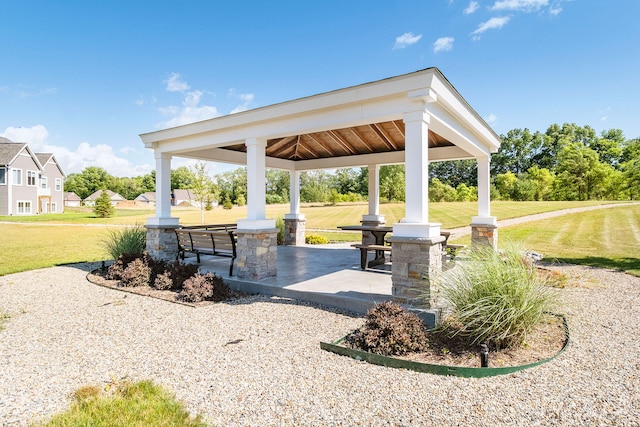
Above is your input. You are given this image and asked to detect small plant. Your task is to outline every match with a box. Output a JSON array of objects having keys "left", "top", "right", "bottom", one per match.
[
  {"left": 436, "top": 244, "right": 559, "bottom": 349},
  {"left": 39, "top": 380, "right": 206, "bottom": 426},
  {"left": 105, "top": 253, "right": 140, "bottom": 280},
  {"left": 178, "top": 272, "right": 230, "bottom": 303},
  {"left": 344, "top": 301, "right": 429, "bottom": 356},
  {"left": 276, "top": 216, "right": 285, "bottom": 245},
  {"left": 93, "top": 190, "right": 115, "bottom": 218},
  {"left": 152, "top": 271, "right": 174, "bottom": 290},
  {"left": 305, "top": 234, "right": 329, "bottom": 245},
  {"left": 102, "top": 225, "right": 147, "bottom": 261},
  {"left": 120, "top": 258, "right": 151, "bottom": 287}
]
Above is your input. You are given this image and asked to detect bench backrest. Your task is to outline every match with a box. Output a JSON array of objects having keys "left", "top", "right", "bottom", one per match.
[{"left": 175, "top": 229, "right": 236, "bottom": 254}]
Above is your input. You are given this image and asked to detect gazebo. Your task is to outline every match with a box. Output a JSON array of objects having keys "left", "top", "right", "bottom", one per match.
[{"left": 140, "top": 68, "right": 501, "bottom": 305}]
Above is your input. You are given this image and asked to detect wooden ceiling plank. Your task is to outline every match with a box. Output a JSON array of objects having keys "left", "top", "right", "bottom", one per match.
[
  {"left": 308, "top": 133, "right": 339, "bottom": 157},
  {"left": 347, "top": 127, "right": 375, "bottom": 152},
  {"left": 326, "top": 130, "right": 357, "bottom": 155},
  {"left": 370, "top": 123, "right": 397, "bottom": 150}
]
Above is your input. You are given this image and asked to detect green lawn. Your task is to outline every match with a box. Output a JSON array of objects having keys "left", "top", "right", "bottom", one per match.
[{"left": 0, "top": 201, "right": 637, "bottom": 276}]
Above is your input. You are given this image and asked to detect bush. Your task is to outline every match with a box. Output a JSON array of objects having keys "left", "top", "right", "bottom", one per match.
[
  {"left": 345, "top": 301, "right": 429, "bottom": 356},
  {"left": 152, "top": 271, "right": 173, "bottom": 290},
  {"left": 305, "top": 234, "right": 329, "bottom": 245},
  {"left": 106, "top": 253, "right": 140, "bottom": 280},
  {"left": 178, "top": 273, "right": 230, "bottom": 303},
  {"left": 276, "top": 216, "right": 285, "bottom": 245},
  {"left": 102, "top": 226, "right": 147, "bottom": 261},
  {"left": 120, "top": 257, "right": 151, "bottom": 287},
  {"left": 436, "top": 244, "right": 559, "bottom": 349}
]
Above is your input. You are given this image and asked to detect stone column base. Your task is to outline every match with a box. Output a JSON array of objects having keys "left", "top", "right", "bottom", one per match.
[
  {"left": 471, "top": 223, "right": 498, "bottom": 249},
  {"left": 361, "top": 218, "right": 386, "bottom": 245},
  {"left": 236, "top": 229, "right": 278, "bottom": 280},
  {"left": 284, "top": 218, "right": 306, "bottom": 246},
  {"left": 387, "top": 235, "right": 445, "bottom": 309},
  {"left": 145, "top": 224, "right": 179, "bottom": 261}
]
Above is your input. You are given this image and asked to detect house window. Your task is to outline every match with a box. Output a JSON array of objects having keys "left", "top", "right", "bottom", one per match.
[
  {"left": 0, "top": 167, "right": 5, "bottom": 184},
  {"left": 17, "top": 201, "right": 32, "bottom": 214},
  {"left": 51, "top": 202, "right": 57, "bottom": 213},
  {"left": 27, "top": 170, "right": 37, "bottom": 186},
  {"left": 12, "top": 169, "right": 22, "bottom": 185},
  {"left": 55, "top": 178, "right": 62, "bottom": 191},
  {"left": 41, "top": 176, "right": 48, "bottom": 189}
]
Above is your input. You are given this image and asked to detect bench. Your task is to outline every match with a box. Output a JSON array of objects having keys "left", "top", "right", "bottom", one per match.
[
  {"left": 351, "top": 243, "right": 392, "bottom": 270},
  {"left": 175, "top": 228, "right": 237, "bottom": 276}
]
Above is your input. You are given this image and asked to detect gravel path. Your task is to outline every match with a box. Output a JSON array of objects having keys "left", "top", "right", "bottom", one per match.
[{"left": 1, "top": 263, "right": 639, "bottom": 426}]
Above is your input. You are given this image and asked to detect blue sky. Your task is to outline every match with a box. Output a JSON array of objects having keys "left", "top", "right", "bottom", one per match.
[{"left": 1, "top": 0, "right": 638, "bottom": 177}]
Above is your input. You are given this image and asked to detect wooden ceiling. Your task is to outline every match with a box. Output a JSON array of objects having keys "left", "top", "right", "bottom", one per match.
[{"left": 221, "top": 119, "right": 452, "bottom": 161}]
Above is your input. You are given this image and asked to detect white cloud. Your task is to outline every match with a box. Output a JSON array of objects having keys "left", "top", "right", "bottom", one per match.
[
  {"left": 227, "top": 88, "right": 255, "bottom": 114},
  {"left": 470, "top": 16, "right": 511, "bottom": 40},
  {"left": 485, "top": 113, "right": 498, "bottom": 124},
  {"left": 549, "top": 4, "right": 562, "bottom": 15},
  {"left": 490, "top": 0, "right": 548, "bottom": 12},
  {"left": 433, "top": 37, "right": 455, "bottom": 53},
  {"left": 158, "top": 89, "right": 219, "bottom": 128},
  {"left": 393, "top": 32, "right": 423, "bottom": 49},
  {"left": 165, "top": 72, "right": 190, "bottom": 92},
  {"left": 464, "top": 1, "right": 480, "bottom": 14},
  {"left": 0, "top": 125, "right": 152, "bottom": 177}
]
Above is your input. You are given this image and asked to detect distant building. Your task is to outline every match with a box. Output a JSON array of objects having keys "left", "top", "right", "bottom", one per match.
[
  {"left": 0, "top": 137, "right": 65, "bottom": 215},
  {"left": 84, "top": 189, "right": 126, "bottom": 207},
  {"left": 134, "top": 191, "right": 156, "bottom": 206},
  {"left": 64, "top": 192, "right": 82, "bottom": 207}
]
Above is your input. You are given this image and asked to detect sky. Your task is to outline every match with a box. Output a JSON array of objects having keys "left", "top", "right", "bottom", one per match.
[{"left": 1, "top": 0, "right": 639, "bottom": 178}]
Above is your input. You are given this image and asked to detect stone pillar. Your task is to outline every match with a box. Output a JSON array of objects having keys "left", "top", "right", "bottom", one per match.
[
  {"left": 388, "top": 235, "right": 445, "bottom": 308},
  {"left": 471, "top": 223, "right": 498, "bottom": 249},
  {"left": 235, "top": 229, "right": 278, "bottom": 280},
  {"left": 145, "top": 224, "right": 179, "bottom": 261},
  {"left": 284, "top": 217, "right": 306, "bottom": 245}
]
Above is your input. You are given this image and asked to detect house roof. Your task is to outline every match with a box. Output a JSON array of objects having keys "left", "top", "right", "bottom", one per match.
[
  {"left": 35, "top": 152, "right": 65, "bottom": 176},
  {"left": 85, "top": 189, "right": 127, "bottom": 201},
  {"left": 135, "top": 192, "right": 156, "bottom": 202},
  {"left": 0, "top": 140, "right": 31, "bottom": 166},
  {"left": 64, "top": 192, "right": 82, "bottom": 201},
  {"left": 172, "top": 189, "right": 195, "bottom": 200},
  {"left": 140, "top": 68, "right": 501, "bottom": 171}
]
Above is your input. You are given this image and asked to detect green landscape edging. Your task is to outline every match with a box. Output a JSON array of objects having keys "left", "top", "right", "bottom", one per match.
[{"left": 320, "top": 314, "right": 569, "bottom": 378}]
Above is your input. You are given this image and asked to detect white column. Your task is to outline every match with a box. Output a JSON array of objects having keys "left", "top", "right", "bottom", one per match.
[
  {"left": 363, "top": 164, "right": 384, "bottom": 222},
  {"left": 147, "top": 152, "right": 178, "bottom": 226},
  {"left": 393, "top": 109, "right": 440, "bottom": 238},
  {"left": 285, "top": 170, "right": 304, "bottom": 220},
  {"left": 472, "top": 155, "right": 497, "bottom": 225},
  {"left": 238, "top": 137, "right": 275, "bottom": 230}
]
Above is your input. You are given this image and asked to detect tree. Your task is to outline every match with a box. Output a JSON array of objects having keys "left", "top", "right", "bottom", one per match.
[
  {"left": 379, "top": 165, "right": 405, "bottom": 202},
  {"left": 190, "top": 162, "right": 217, "bottom": 224},
  {"left": 266, "top": 169, "right": 290, "bottom": 204},
  {"left": 64, "top": 166, "right": 115, "bottom": 200},
  {"left": 553, "top": 142, "right": 608, "bottom": 200},
  {"left": 171, "top": 166, "right": 196, "bottom": 190},
  {"left": 300, "top": 170, "right": 331, "bottom": 203},
  {"left": 93, "top": 190, "right": 115, "bottom": 218}
]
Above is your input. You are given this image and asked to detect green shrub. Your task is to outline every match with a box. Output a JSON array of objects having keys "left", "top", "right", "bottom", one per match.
[
  {"left": 178, "top": 273, "right": 230, "bottom": 303},
  {"left": 276, "top": 216, "right": 285, "bottom": 245},
  {"left": 435, "top": 244, "right": 559, "bottom": 349},
  {"left": 102, "top": 225, "right": 147, "bottom": 260},
  {"left": 345, "top": 301, "right": 429, "bottom": 356},
  {"left": 305, "top": 234, "right": 329, "bottom": 245}
]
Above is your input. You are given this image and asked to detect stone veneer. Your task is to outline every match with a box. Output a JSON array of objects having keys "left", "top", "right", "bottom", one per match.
[
  {"left": 360, "top": 219, "right": 386, "bottom": 245},
  {"left": 145, "top": 225, "right": 179, "bottom": 261},
  {"left": 387, "top": 235, "right": 445, "bottom": 309},
  {"left": 235, "top": 229, "right": 278, "bottom": 280},
  {"left": 471, "top": 223, "right": 498, "bottom": 249},
  {"left": 284, "top": 218, "right": 306, "bottom": 246}
]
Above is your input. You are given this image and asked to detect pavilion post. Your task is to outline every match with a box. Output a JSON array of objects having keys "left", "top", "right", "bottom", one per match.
[
  {"left": 145, "top": 152, "right": 179, "bottom": 261},
  {"left": 388, "top": 103, "right": 444, "bottom": 313},
  {"left": 284, "top": 170, "right": 305, "bottom": 245},
  {"left": 361, "top": 164, "right": 385, "bottom": 245},
  {"left": 236, "top": 137, "right": 277, "bottom": 280},
  {"left": 471, "top": 155, "right": 498, "bottom": 249}
]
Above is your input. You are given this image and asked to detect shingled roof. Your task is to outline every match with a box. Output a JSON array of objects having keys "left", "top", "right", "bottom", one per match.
[{"left": 0, "top": 139, "right": 29, "bottom": 166}]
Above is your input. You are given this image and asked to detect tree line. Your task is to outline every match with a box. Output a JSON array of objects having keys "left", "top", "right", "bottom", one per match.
[{"left": 64, "top": 123, "right": 640, "bottom": 205}]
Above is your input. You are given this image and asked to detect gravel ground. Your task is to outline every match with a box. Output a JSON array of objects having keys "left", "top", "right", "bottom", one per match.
[{"left": 0, "top": 262, "right": 639, "bottom": 426}]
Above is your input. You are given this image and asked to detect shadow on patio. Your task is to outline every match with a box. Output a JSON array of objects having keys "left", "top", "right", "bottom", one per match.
[{"left": 193, "top": 243, "right": 394, "bottom": 314}]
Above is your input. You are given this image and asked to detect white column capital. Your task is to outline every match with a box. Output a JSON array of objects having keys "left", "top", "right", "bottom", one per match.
[
  {"left": 403, "top": 109, "right": 431, "bottom": 125},
  {"left": 245, "top": 137, "right": 267, "bottom": 148},
  {"left": 154, "top": 151, "right": 172, "bottom": 160}
]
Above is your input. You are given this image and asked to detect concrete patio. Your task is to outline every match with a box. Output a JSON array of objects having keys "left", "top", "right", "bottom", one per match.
[{"left": 189, "top": 242, "right": 394, "bottom": 314}]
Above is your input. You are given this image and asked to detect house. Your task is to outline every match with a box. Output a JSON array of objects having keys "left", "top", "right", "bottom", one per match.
[
  {"left": 0, "top": 137, "right": 65, "bottom": 215},
  {"left": 171, "top": 189, "right": 199, "bottom": 207},
  {"left": 83, "top": 189, "right": 126, "bottom": 207},
  {"left": 64, "top": 191, "right": 82, "bottom": 207},
  {"left": 134, "top": 191, "right": 156, "bottom": 206}
]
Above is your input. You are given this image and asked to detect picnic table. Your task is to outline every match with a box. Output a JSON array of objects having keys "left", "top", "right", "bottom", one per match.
[{"left": 338, "top": 225, "right": 393, "bottom": 269}]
